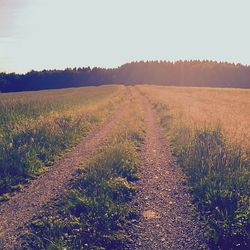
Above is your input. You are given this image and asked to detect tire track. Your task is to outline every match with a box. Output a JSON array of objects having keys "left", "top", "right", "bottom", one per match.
[
  {"left": 0, "top": 98, "right": 130, "bottom": 249},
  {"left": 128, "top": 90, "right": 208, "bottom": 249}
]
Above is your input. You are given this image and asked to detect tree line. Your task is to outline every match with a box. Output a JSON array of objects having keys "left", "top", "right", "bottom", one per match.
[{"left": 1, "top": 60, "right": 250, "bottom": 92}]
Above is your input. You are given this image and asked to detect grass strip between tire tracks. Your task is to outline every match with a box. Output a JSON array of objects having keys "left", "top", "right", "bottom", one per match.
[{"left": 18, "top": 95, "right": 145, "bottom": 249}]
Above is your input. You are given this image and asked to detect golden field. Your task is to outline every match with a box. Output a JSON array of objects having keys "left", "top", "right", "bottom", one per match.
[{"left": 139, "top": 85, "right": 250, "bottom": 147}]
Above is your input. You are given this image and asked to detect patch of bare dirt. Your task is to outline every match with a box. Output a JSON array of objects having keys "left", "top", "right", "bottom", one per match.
[
  {"left": 128, "top": 92, "right": 208, "bottom": 249},
  {"left": 0, "top": 100, "right": 129, "bottom": 249}
]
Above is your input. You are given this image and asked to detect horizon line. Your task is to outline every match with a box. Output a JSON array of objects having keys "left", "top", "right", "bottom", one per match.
[{"left": 1, "top": 59, "right": 250, "bottom": 75}]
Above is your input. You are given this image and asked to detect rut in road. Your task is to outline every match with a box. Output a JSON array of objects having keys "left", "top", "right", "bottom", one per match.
[
  {"left": 128, "top": 92, "right": 208, "bottom": 249},
  {"left": 0, "top": 99, "right": 130, "bottom": 249}
]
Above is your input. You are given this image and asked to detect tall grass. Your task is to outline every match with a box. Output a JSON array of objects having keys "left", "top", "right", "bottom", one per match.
[
  {"left": 0, "top": 86, "right": 125, "bottom": 198},
  {"left": 18, "top": 95, "right": 145, "bottom": 249},
  {"left": 147, "top": 97, "right": 250, "bottom": 249}
]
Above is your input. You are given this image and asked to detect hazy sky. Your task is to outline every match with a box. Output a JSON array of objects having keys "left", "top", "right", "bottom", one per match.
[{"left": 0, "top": 0, "right": 250, "bottom": 73}]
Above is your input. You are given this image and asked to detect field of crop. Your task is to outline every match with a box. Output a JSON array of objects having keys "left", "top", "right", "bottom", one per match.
[
  {"left": 0, "top": 85, "right": 125, "bottom": 198},
  {"left": 139, "top": 85, "right": 250, "bottom": 248}
]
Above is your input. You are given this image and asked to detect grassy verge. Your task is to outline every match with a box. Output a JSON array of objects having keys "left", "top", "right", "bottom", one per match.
[
  {"left": 18, "top": 96, "right": 144, "bottom": 249},
  {"left": 142, "top": 94, "right": 250, "bottom": 249},
  {"left": 0, "top": 86, "right": 125, "bottom": 199}
]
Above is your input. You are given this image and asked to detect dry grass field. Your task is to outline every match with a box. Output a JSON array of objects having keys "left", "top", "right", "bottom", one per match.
[{"left": 139, "top": 85, "right": 250, "bottom": 148}]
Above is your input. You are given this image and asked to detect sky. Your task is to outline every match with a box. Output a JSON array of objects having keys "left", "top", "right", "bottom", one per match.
[{"left": 0, "top": 0, "right": 250, "bottom": 73}]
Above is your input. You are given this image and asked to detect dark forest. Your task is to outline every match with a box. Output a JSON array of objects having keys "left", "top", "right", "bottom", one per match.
[{"left": 1, "top": 60, "right": 250, "bottom": 92}]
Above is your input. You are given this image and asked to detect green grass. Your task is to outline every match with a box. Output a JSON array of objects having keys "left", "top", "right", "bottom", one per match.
[
  {"left": 0, "top": 85, "right": 124, "bottom": 198},
  {"left": 151, "top": 100, "right": 250, "bottom": 249}
]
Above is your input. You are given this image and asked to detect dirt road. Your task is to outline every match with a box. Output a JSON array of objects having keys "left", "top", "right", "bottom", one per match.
[{"left": 0, "top": 89, "right": 209, "bottom": 249}]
